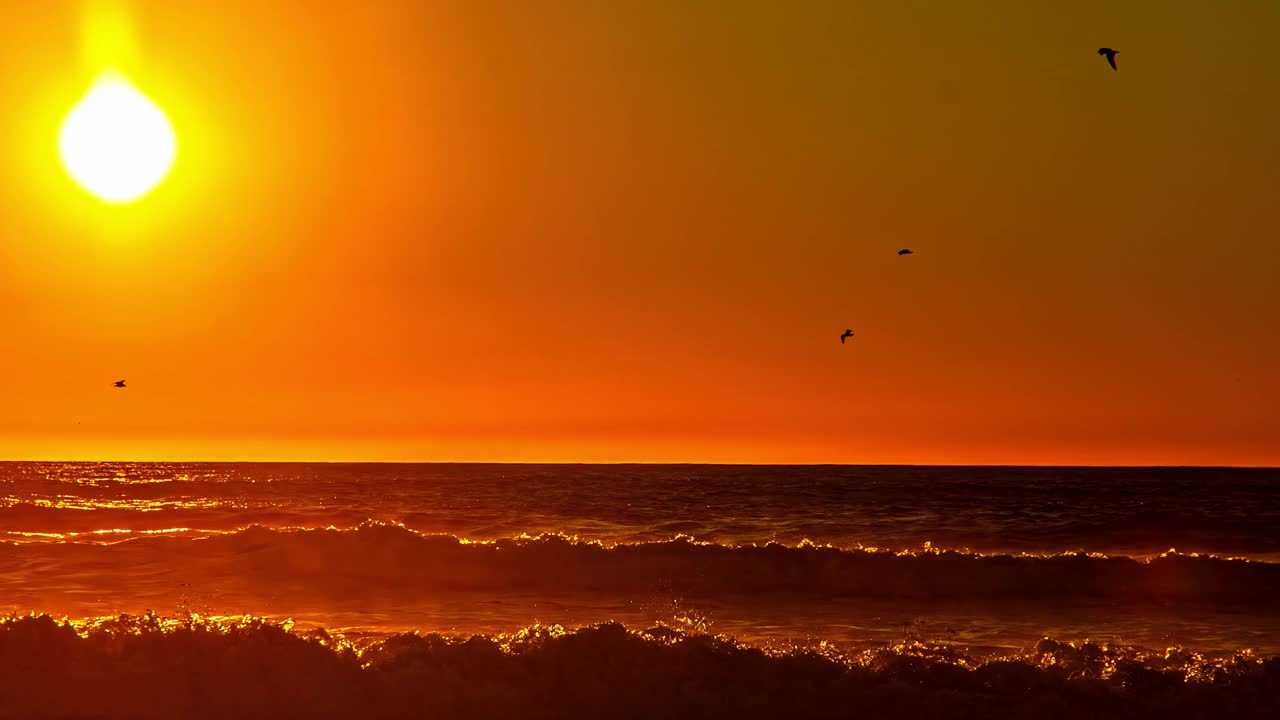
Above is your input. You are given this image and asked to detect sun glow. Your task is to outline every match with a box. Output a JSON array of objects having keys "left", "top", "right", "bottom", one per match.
[{"left": 58, "top": 71, "right": 177, "bottom": 203}]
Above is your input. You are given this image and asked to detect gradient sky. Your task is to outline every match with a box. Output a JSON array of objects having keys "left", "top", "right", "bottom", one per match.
[{"left": 1, "top": 1, "right": 1277, "bottom": 464}]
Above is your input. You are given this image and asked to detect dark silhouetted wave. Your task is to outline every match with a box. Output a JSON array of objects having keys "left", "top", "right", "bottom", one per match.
[{"left": 1, "top": 613, "right": 1276, "bottom": 720}]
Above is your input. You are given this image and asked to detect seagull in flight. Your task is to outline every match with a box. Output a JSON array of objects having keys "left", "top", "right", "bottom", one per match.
[
  {"left": 897, "top": 248, "right": 914, "bottom": 256},
  {"left": 113, "top": 380, "right": 127, "bottom": 388},
  {"left": 1098, "top": 48, "right": 1119, "bottom": 71},
  {"left": 840, "top": 329, "right": 854, "bottom": 344}
]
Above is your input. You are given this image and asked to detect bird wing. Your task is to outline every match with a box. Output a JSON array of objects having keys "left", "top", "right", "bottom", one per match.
[{"left": 1107, "top": 54, "right": 1117, "bottom": 70}]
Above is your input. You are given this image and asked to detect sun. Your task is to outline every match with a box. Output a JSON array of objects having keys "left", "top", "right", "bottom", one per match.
[{"left": 58, "top": 72, "right": 177, "bottom": 204}]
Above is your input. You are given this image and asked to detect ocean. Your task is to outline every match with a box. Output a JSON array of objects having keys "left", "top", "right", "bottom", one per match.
[{"left": 2, "top": 462, "right": 1277, "bottom": 718}]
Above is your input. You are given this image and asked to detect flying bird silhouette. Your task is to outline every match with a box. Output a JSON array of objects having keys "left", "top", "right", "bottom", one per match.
[
  {"left": 897, "top": 248, "right": 914, "bottom": 256},
  {"left": 113, "top": 380, "right": 127, "bottom": 388},
  {"left": 840, "top": 329, "right": 854, "bottom": 344},
  {"left": 1098, "top": 48, "right": 1119, "bottom": 71}
]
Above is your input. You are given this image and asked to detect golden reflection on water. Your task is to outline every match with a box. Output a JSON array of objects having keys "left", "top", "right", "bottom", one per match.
[
  {"left": 32, "top": 497, "right": 230, "bottom": 511},
  {"left": 3, "top": 527, "right": 198, "bottom": 543},
  {"left": 73, "top": 474, "right": 184, "bottom": 486}
]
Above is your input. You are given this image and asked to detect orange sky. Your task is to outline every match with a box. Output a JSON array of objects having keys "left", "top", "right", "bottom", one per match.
[{"left": 1, "top": 1, "right": 1277, "bottom": 465}]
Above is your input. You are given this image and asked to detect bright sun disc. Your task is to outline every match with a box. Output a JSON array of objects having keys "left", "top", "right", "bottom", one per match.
[{"left": 59, "top": 73, "right": 177, "bottom": 204}]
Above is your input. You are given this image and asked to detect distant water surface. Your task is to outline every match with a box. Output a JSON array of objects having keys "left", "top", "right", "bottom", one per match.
[{"left": 4, "top": 463, "right": 1277, "bottom": 556}]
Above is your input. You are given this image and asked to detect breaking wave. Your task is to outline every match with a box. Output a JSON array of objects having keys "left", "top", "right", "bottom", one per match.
[
  {"left": 4, "top": 522, "right": 1277, "bottom": 603},
  {"left": 2, "top": 613, "right": 1276, "bottom": 720}
]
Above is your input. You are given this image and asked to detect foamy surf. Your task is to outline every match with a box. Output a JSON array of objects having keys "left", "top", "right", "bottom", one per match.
[{"left": 1, "top": 613, "right": 1275, "bottom": 720}]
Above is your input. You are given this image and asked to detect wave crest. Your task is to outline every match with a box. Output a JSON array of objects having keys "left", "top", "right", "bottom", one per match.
[
  {"left": 180, "top": 523, "right": 1280, "bottom": 601},
  {"left": 5, "top": 522, "right": 1279, "bottom": 604}
]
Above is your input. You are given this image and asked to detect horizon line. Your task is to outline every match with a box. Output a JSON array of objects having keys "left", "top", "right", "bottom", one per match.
[{"left": 0, "top": 458, "right": 1275, "bottom": 470}]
